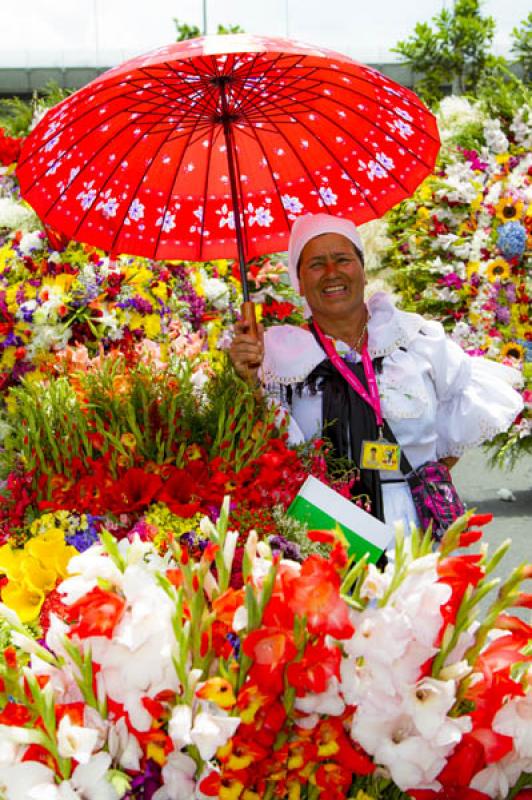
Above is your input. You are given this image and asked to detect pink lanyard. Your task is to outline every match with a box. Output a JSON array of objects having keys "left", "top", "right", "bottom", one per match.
[{"left": 313, "top": 321, "right": 384, "bottom": 430}]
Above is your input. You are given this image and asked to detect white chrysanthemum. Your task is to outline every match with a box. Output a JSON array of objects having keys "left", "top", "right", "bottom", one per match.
[
  {"left": 437, "top": 96, "right": 485, "bottom": 139},
  {"left": 0, "top": 198, "right": 41, "bottom": 232},
  {"left": 510, "top": 107, "right": 532, "bottom": 148},
  {"left": 484, "top": 118, "right": 509, "bottom": 154},
  {"left": 358, "top": 217, "right": 393, "bottom": 273}
]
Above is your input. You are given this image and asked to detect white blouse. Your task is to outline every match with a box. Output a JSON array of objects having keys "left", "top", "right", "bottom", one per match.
[{"left": 261, "top": 292, "right": 523, "bottom": 474}]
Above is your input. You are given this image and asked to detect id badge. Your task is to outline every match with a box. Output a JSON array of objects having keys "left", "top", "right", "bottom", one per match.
[{"left": 360, "top": 440, "right": 401, "bottom": 471}]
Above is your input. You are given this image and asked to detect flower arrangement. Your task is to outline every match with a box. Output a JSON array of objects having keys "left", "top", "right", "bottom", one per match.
[
  {"left": 382, "top": 97, "right": 531, "bottom": 466},
  {"left": 0, "top": 501, "right": 531, "bottom": 799},
  {"left": 0, "top": 125, "right": 304, "bottom": 397}
]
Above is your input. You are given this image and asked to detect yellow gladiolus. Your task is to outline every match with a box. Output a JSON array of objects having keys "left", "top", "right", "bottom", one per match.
[
  {"left": 143, "top": 314, "right": 161, "bottom": 338},
  {"left": 1, "top": 349, "right": 16, "bottom": 371},
  {"left": 0, "top": 533, "right": 77, "bottom": 622},
  {"left": 151, "top": 281, "right": 168, "bottom": 301},
  {"left": 1, "top": 581, "right": 44, "bottom": 623}
]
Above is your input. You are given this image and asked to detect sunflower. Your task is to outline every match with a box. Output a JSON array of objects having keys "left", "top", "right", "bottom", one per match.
[
  {"left": 500, "top": 342, "right": 525, "bottom": 361},
  {"left": 486, "top": 258, "right": 511, "bottom": 282},
  {"left": 494, "top": 196, "right": 525, "bottom": 223}
]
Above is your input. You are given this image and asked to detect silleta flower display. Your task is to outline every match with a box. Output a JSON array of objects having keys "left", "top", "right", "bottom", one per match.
[{"left": 0, "top": 76, "right": 531, "bottom": 799}]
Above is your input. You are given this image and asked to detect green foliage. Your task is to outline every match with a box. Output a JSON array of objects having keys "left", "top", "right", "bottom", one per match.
[
  {"left": 0, "top": 81, "right": 72, "bottom": 137},
  {"left": 174, "top": 19, "right": 201, "bottom": 41},
  {"left": 174, "top": 18, "right": 244, "bottom": 41},
  {"left": 0, "top": 96, "right": 33, "bottom": 137},
  {"left": 474, "top": 61, "right": 532, "bottom": 125},
  {"left": 0, "top": 354, "right": 281, "bottom": 497},
  {"left": 511, "top": 12, "right": 532, "bottom": 83},
  {"left": 393, "top": 0, "right": 497, "bottom": 105}
]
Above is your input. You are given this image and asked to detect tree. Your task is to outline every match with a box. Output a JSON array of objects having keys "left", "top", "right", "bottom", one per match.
[
  {"left": 174, "top": 19, "right": 244, "bottom": 42},
  {"left": 392, "top": 0, "right": 497, "bottom": 105},
  {"left": 511, "top": 12, "right": 532, "bottom": 84}
]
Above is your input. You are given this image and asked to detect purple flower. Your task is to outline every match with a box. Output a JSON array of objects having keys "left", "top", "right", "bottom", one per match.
[
  {"left": 439, "top": 273, "right": 464, "bottom": 290},
  {"left": 65, "top": 527, "right": 99, "bottom": 552},
  {"left": 462, "top": 149, "right": 489, "bottom": 172},
  {"left": 268, "top": 534, "right": 302, "bottom": 562},
  {"left": 226, "top": 631, "right": 241, "bottom": 657},
  {"left": 125, "top": 760, "right": 162, "bottom": 799},
  {"left": 505, "top": 283, "right": 517, "bottom": 303},
  {"left": 495, "top": 305, "right": 511, "bottom": 324},
  {"left": 132, "top": 296, "right": 153, "bottom": 314}
]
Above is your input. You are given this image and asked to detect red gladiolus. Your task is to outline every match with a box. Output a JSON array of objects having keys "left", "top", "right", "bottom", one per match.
[
  {"left": 307, "top": 529, "right": 336, "bottom": 544},
  {"left": 467, "top": 513, "right": 493, "bottom": 527},
  {"left": 468, "top": 728, "right": 513, "bottom": 764},
  {"left": 55, "top": 702, "right": 85, "bottom": 727},
  {"left": 261, "top": 300, "right": 296, "bottom": 320},
  {"left": 287, "top": 639, "right": 341, "bottom": 695},
  {"left": 436, "top": 735, "right": 485, "bottom": 787},
  {"left": 3, "top": 646, "right": 17, "bottom": 669},
  {"left": 314, "top": 718, "right": 375, "bottom": 775},
  {"left": 243, "top": 627, "right": 297, "bottom": 674},
  {"left": 0, "top": 702, "right": 32, "bottom": 726},
  {"left": 0, "top": 129, "right": 23, "bottom": 165},
  {"left": 409, "top": 790, "right": 490, "bottom": 800},
  {"left": 66, "top": 586, "right": 126, "bottom": 639},
  {"left": 156, "top": 465, "right": 205, "bottom": 516},
  {"left": 21, "top": 743, "right": 57, "bottom": 771},
  {"left": 286, "top": 556, "right": 354, "bottom": 639},
  {"left": 106, "top": 468, "right": 163, "bottom": 513},
  {"left": 514, "top": 792, "right": 532, "bottom": 799},
  {"left": 314, "top": 762, "right": 352, "bottom": 799}
]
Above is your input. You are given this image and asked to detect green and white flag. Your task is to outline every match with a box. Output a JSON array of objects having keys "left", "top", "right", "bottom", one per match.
[{"left": 287, "top": 475, "right": 394, "bottom": 563}]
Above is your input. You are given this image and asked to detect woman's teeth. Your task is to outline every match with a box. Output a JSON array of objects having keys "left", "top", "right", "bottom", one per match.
[{"left": 323, "top": 284, "right": 347, "bottom": 295}]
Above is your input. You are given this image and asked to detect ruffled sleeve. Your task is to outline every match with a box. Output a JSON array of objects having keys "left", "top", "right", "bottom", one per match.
[{"left": 410, "top": 319, "right": 524, "bottom": 458}]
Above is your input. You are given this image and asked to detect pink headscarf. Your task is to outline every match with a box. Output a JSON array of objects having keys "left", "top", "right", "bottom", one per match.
[{"left": 287, "top": 213, "right": 364, "bottom": 296}]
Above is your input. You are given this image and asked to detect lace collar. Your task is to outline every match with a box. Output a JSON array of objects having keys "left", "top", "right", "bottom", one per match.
[{"left": 261, "top": 292, "right": 425, "bottom": 385}]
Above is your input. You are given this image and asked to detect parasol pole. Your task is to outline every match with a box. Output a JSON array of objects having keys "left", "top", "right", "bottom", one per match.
[{"left": 216, "top": 75, "right": 258, "bottom": 339}]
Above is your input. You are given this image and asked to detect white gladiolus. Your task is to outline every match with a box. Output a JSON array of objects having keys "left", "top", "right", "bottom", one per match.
[
  {"left": 154, "top": 751, "right": 197, "bottom": 800},
  {"left": 493, "top": 695, "right": 532, "bottom": 758},
  {"left": 189, "top": 708, "right": 241, "bottom": 761},
  {"left": 471, "top": 753, "right": 532, "bottom": 799},
  {"left": 56, "top": 715, "right": 99, "bottom": 764}
]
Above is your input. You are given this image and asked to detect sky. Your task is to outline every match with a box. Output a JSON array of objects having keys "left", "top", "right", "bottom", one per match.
[{"left": 2, "top": 0, "right": 529, "bottom": 68}]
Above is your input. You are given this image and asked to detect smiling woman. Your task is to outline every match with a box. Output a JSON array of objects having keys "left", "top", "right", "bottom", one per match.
[
  {"left": 297, "top": 232, "right": 366, "bottom": 348},
  {"left": 229, "top": 212, "right": 523, "bottom": 540}
]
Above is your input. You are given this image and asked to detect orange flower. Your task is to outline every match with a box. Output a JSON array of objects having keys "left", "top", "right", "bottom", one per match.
[
  {"left": 65, "top": 585, "right": 126, "bottom": 639},
  {"left": 286, "top": 556, "right": 354, "bottom": 639}
]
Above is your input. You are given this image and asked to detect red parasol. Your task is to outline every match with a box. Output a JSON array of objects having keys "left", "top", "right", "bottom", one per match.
[{"left": 17, "top": 34, "right": 440, "bottom": 312}]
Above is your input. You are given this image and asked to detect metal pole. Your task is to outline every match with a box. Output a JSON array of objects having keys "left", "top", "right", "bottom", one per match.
[
  {"left": 202, "top": 0, "right": 207, "bottom": 35},
  {"left": 218, "top": 79, "right": 250, "bottom": 302}
]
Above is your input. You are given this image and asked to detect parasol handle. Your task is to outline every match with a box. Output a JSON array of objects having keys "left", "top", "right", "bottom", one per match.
[{"left": 241, "top": 300, "right": 258, "bottom": 340}]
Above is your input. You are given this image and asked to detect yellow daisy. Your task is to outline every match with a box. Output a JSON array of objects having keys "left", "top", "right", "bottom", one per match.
[
  {"left": 494, "top": 196, "right": 525, "bottom": 223},
  {"left": 500, "top": 342, "right": 525, "bottom": 361},
  {"left": 486, "top": 258, "right": 511, "bottom": 282}
]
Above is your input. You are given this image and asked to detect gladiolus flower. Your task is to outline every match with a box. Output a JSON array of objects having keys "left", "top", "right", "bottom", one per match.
[
  {"left": 287, "top": 639, "right": 341, "bottom": 695},
  {"left": 286, "top": 556, "right": 354, "bottom": 639},
  {"left": 409, "top": 790, "right": 490, "bottom": 799},
  {"left": 243, "top": 627, "right": 297, "bottom": 674},
  {"left": 196, "top": 678, "right": 236, "bottom": 709},
  {"left": 107, "top": 468, "right": 163, "bottom": 513},
  {"left": 65, "top": 585, "right": 126, "bottom": 639}
]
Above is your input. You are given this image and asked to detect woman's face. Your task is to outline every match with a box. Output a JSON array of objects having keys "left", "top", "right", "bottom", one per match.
[{"left": 298, "top": 232, "right": 365, "bottom": 321}]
